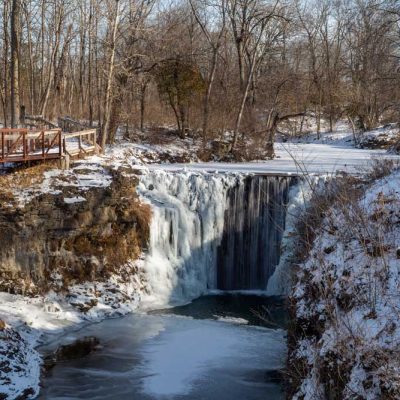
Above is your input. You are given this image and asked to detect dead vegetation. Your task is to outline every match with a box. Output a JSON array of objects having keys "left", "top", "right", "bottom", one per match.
[
  {"left": 287, "top": 161, "right": 400, "bottom": 399},
  {"left": 0, "top": 163, "right": 56, "bottom": 205}
]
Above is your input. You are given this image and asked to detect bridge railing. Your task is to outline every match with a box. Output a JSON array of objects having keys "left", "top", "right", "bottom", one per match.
[
  {"left": 62, "top": 129, "right": 99, "bottom": 157},
  {"left": 0, "top": 128, "right": 62, "bottom": 163}
]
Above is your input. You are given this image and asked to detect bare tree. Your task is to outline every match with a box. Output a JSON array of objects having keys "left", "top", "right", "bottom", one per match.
[
  {"left": 227, "top": 0, "right": 289, "bottom": 152},
  {"left": 10, "top": 0, "right": 20, "bottom": 127},
  {"left": 189, "top": 0, "right": 226, "bottom": 143},
  {"left": 0, "top": 0, "right": 397, "bottom": 155},
  {"left": 101, "top": 0, "right": 121, "bottom": 150}
]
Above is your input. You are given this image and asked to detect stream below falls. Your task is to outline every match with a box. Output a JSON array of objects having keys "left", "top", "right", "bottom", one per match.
[{"left": 38, "top": 294, "right": 287, "bottom": 400}]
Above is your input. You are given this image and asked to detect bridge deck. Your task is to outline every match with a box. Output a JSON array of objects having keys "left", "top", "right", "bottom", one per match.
[{"left": 0, "top": 128, "right": 98, "bottom": 164}]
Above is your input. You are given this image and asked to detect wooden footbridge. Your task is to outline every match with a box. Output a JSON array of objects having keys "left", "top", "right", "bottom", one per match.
[{"left": 0, "top": 118, "right": 100, "bottom": 165}]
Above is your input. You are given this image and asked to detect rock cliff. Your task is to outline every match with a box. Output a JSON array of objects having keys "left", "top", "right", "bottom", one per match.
[{"left": 0, "top": 164, "right": 150, "bottom": 295}]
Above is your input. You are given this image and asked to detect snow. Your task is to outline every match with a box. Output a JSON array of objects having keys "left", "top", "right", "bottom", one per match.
[
  {"left": 358, "top": 123, "right": 399, "bottom": 149},
  {"left": 8, "top": 164, "right": 112, "bottom": 207},
  {"left": 215, "top": 316, "right": 249, "bottom": 325},
  {"left": 140, "top": 142, "right": 399, "bottom": 175},
  {"left": 0, "top": 324, "right": 41, "bottom": 400},
  {"left": 291, "top": 168, "right": 400, "bottom": 399},
  {"left": 63, "top": 195, "right": 86, "bottom": 204}
]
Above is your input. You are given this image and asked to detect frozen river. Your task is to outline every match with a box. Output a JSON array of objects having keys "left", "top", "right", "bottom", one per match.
[
  {"left": 38, "top": 295, "right": 286, "bottom": 400},
  {"left": 143, "top": 142, "right": 399, "bottom": 175}
]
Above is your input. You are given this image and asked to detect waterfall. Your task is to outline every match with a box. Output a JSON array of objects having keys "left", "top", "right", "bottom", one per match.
[
  {"left": 138, "top": 170, "right": 295, "bottom": 307},
  {"left": 217, "top": 176, "right": 292, "bottom": 290}
]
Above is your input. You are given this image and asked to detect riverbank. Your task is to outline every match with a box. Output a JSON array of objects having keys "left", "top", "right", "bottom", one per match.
[
  {"left": 288, "top": 165, "right": 400, "bottom": 399},
  {"left": 0, "top": 163, "right": 150, "bottom": 399},
  {"left": 0, "top": 260, "right": 144, "bottom": 399}
]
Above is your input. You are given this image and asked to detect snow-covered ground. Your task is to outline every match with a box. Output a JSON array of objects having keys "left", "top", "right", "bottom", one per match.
[
  {"left": 138, "top": 142, "right": 400, "bottom": 175},
  {"left": 291, "top": 168, "right": 400, "bottom": 399},
  {"left": 1, "top": 162, "right": 113, "bottom": 208}
]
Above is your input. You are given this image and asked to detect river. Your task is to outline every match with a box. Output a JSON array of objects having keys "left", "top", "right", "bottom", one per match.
[{"left": 38, "top": 294, "right": 287, "bottom": 400}]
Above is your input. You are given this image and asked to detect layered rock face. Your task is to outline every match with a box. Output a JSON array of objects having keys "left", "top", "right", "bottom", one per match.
[{"left": 0, "top": 166, "right": 150, "bottom": 294}]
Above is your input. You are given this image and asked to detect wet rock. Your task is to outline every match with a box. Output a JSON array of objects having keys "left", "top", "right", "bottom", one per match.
[
  {"left": 0, "top": 320, "right": 6, "bottom": 330},
  {"left": 45, "top": 336, "right": 101, "bottom": 370},
  {"left": 264, "top": 369, "right": 284, "bottom": 384}
]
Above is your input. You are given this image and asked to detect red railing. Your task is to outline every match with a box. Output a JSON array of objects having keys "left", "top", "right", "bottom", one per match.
[{"left": 0, "top": 128, "right": 62, "bottom": 163}]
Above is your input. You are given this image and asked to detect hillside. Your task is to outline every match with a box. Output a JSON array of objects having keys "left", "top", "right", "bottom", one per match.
[{"left": 289, "top": 166, "right": 400, "bottom": 399}]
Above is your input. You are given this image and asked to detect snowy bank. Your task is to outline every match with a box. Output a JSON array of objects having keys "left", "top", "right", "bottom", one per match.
[
  {"left": 0, "top": 260, "right": 144, "bottom": 399},
  {"left": 289, "top": 167, "right": 400, "bottom": 399}
]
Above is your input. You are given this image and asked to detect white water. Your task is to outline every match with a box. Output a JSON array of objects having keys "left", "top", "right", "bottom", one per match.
[
  {"left": 137, "top": 171, "right": 237, "bottom": 307},
  {"left": 137, "top": 170, "right": 298, "bottom": 307}
]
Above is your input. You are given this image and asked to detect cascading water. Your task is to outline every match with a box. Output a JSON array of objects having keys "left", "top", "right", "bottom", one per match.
[
  {"left": 137, "top": 171, "right": 232, "bottom": 306},
  {"left": 217, "top": 175, "right": 292, "bottom": 290},
  {"left": 137, "top": 170, "right": 295, "bottom": 306}
]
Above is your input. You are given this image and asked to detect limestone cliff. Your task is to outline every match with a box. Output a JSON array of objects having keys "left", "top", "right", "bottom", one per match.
[{"left": 0, "top": 164, "right": 150, "bottom": 295}]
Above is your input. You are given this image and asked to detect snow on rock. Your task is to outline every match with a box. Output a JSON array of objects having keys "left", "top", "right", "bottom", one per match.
[
  {"left": 3, "top": 163, "right": 113, "bottom": 208},
  {"left": 0, "top": 323, "right": 41, "bottom": 400},
  {"left": 215, "top": 316, "right": 249, "bottom": 325},
  {"left": 290, "top": 168, "right": 400, "bottom": 399},
  {"left": 358, "top": 124, "right": 400, "bottom": 150},
  {"left": 0, "top": 260, "right": 144, "bottom": 399},
  {"left": 94, "top": 139, "right": 199, "bottom": 171},
  {"left": 63, "top": 195, "right": 86, "bottom": 204}
]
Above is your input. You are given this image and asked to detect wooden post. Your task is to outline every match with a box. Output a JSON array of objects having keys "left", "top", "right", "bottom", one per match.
[
  {"left": 58, "top": 129, "right": 62, "bottom": 156},
  {"left": 23, "top": 131, "right": 27, "bottom": 160},
  {"left": 42, "top": 131, "right": 45, "bottom": 158},
  {"left": 20, "top": 105, "right": 26, "bottom": 127},
  {"left": 1, "top": 132, "right": 4, "bottom": 161}
]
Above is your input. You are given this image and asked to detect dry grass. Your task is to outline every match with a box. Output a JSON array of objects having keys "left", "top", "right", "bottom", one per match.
[
  {"left": 0, "top": 163, "right": 54, "bottom": 191},
  {"left": 287, "top": 161, "right": 400, "bottom": 399}
]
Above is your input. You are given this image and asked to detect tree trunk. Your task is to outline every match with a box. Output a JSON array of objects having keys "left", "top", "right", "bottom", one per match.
[
  {"left": 265, "top": 113, "right": 280, "bottom": 159},
  {"left": 202, "top": 48, "right": 218, "bottom": 144},
  {"left": 140, "top": 81, "right": 148, "bottom": 132},
  {"left": 88, "top": 0, "right": 94, "bottom": 126},
  {"left": 40, "top": 4, "right": 63, "bottom": 117},
  {"left": 231, "top": 52, "right": 257, "bottom": 152},
  {"left": 23, "top": 3, "right": 35, "bottom": 115},
  {"left": 101, "top": 0, "right": 120, "bottom": 152},
  {"left": 10, "top": 0, "right": 21, "bottom": 128},
  {"left": 1, "top": 0, "right": 10, "bottom": 126},
  {"left": 264, "top": 112, "right": 309, "bottom": 158}
]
